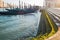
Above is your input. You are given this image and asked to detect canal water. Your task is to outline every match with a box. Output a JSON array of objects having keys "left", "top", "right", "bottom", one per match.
[{"left": 0, "top": 11, "right": 41, "bottom": 40}]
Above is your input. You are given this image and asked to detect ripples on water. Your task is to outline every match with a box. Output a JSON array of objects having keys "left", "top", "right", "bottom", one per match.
[{"left": 0, "top": 12, "right": 41, "bottom": 40}]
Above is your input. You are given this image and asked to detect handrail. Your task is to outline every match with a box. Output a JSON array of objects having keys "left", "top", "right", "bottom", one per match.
[
  {"left": 47, "top": 9, "right": 60, "bottom": 19},
  {"left": 47, "top": 10, "right": 60, "bottom": 22},
  {"left": 48, "top": 11, "right": 60, "bottom": 24}
]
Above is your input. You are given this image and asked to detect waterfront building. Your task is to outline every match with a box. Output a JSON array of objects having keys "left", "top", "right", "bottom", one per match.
[{"left": 45, "top": 0, "right": 60, "bottom": 8}]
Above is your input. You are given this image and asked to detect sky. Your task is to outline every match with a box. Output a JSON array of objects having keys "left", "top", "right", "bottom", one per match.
[{"left": 3, "top": 0, "right": 44, "bottom": 6}]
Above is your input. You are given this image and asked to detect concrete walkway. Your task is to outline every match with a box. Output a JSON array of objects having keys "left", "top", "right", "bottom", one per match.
[
  {"left": 46, "top": 8, "right": 60, "bottom": 40},
  {"left": 46, "top": 27, "right": 60, "bottom": 40}
]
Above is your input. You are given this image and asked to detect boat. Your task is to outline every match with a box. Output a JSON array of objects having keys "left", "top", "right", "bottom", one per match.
[
  {"left": 0, "top": 0, "right": 38, "bottom": 15},
  {"left": 0, "top": 7, "right": 38, "bottom": 15}
]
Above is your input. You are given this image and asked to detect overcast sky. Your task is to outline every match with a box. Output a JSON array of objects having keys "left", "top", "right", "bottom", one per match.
[{"left": 3, "top": 0, "right": 44, "bottom": 6}]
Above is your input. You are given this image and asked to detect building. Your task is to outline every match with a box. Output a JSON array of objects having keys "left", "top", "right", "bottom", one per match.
[
  {"left": 45, "top": 0, "right": 56, "bottom": 8},
  {"left": 0, "top": 0, "right": 8, "bottom": 8},
  {"left": 0, "top": 0, "right": 17, "bottom": 8},
  {"left": 55, "top": 0, "right": 60, "bottom": 8},
  {"left": 0, "top": 0, "right": 4, "bottom": 8},
  {"left": 45, "top": 0, "right": 60, "bottom": 8}
]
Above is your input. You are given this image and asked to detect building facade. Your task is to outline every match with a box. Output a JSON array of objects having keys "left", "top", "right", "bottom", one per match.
[
  {"left": 0, "top": 0, "right": 4, "bottom": 8},
  {"left": 45, "top": 0, "right": 60, "bottom": 8},
  {"left": 55, "top": 0, "right": 60, "bottom": 8},
  {"left": 0, "top": 0, "right": 17, "bottom": 8}
]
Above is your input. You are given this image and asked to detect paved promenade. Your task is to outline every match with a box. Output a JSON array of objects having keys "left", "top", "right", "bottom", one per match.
[
  {"left": 46, "top": 8, "right": 60, "bottom": 40},
  {"left": 46, "top": 27, "right": 60, "bottom": 40}
]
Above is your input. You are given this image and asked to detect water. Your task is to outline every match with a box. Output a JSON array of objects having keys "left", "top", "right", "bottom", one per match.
[
  {"left": 0, "top": 8, "right": 8, "bottom": 12},
  {"left": 0, "top": 12, "right": 41, "bottom": 40}
]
